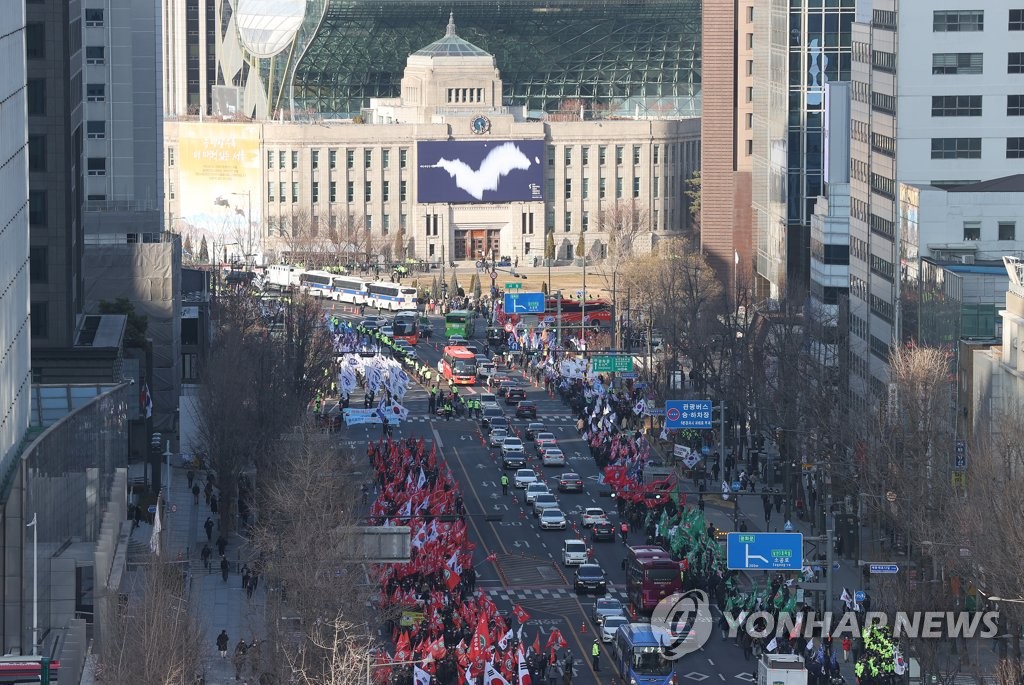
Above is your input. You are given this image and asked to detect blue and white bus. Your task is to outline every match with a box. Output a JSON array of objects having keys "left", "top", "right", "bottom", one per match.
[
  {"left": 366, "top": 282, "right": 417, "bottom": 311},
  {"left": 330, "top": 276, "right": 369, "bottom": 304},
  {"left": 298, "top": 270, "right": 335, "bottom": 298},
  {"left": 612, "top": 623, "right": 678, "bottom": 685}
]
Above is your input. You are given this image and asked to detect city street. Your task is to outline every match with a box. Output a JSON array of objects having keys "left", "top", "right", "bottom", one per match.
[{"left": 327, "top": 302, "right": 797, "bottom": 685}]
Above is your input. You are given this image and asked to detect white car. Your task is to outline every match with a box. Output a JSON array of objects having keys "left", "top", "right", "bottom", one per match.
[
  {"left": 514, "top": 468, "right": 538, "bottom": 488},
  {"left": 535, "top": 432, "right": 558, "bottom": 449},
  {"left": 524, "top": 482, "right": 551, "bottom": 504},
  {"left": 601, "top": 615, "right": 629, "bottom": 643},
  {"left": 489, "top": 428, "right": 509, "bottom": 447},
  {"left": 501, "top": 437, "right": 524, "bottom": 456},
  {"left": 480, "top": 393, "right": 499, "bottom": 408},
  {"left": 532, "top": 493, "right": 559, "bottom": 517},
  {"left": 541, "top": 448, "right": 566, "bottom": 467},
  {"left": 563, "top": 539, "right": 589, "bottom": 566},
  {"left": 539, "top": 508, "right": 567, "bottom": 530},
  {"left": 582, "top": 508, "right": 610, "bottom": 528}
]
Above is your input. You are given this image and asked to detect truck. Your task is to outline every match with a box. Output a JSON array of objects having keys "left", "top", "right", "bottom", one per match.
[
  {"left": 265, "top": 264, "right": 304, "bottom": 291},
  {"left": 757, "top": 654, "right": 808, "bottom": 685}
]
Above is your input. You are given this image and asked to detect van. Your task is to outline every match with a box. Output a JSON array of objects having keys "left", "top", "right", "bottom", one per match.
[{"left": 563, "top": 539, "right": 589, "bottom": 566}]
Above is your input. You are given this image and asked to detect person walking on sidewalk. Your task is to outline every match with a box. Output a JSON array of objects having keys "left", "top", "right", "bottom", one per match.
[
  {"left": 841, "top": 637, "right": 852, "bottom": 662},
  {"left": 201, "top": 543, "right": 212, "bottom": 570},
  {"left": 216, "top": 535, "right": 227, "bottom": 557},
  {"left": 220, "top": 556, "right": 230, "bottom": 582},
  {"left": 233, "top": 638, "right": 249, "bottom": 680},
  {"left": 204, "top": 517, "right": 214, "bottom": 541},
  {"left": 192, "top": 483, "right": 200, "bottom": 504},
  {"left": 216, "top": 630, "right": 229, "bottom": 658},
  {"left": 210, "top": 494, "right": 219, "bottom": 514},
  {"left": 187, "top": 469, "right": 195, "bottom": 489}
]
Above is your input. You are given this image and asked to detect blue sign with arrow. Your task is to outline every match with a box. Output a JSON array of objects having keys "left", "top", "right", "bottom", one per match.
[
  {"left": 504, "top": 292, "right": 545, "bottom": 314},
  {"left": 726, "top": 532, "right": 803, "bottom": 571},
  {"left": 855, "top": 590, "right": 866, "bottom": 603}
]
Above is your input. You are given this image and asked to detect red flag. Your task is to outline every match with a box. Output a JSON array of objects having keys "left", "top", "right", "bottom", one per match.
[
  {"left": 531, "top": 631, "right": 541, "bottom": 656},
  {"left": 512, "top": 604, "right": 531, "bottom": 624},
  {"left": 484, "top": 552, "right": 497, "bottom": 563},
  {"left": 444, "top": 566, "right": 461, "bottom": 591},
  {"left": 429, "top": 635, "right": 448, "bottom": 661},
  {"left": 395, "top": 631, "right": 411, "bottom": 662},
  {"left": 544, "top": 628, "right": 561, "bottom": 653}
]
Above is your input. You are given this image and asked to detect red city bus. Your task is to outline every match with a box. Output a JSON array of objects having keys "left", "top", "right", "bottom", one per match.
[
  {"left": 392, "top": 312, "right": 419, "bottom": 345},
  {"left": 625, "top": 546, "right": 683, "bottom": 616},
  {"left": 441, "top": 346, "right": 477, "bottom": 385},
  {"left": 0, "top": 657, "right": 60, "bottom": 685}
]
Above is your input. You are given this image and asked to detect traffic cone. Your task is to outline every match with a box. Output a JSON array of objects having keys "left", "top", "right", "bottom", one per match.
[{"left": 580, "top": 621, "right": 587, "bottom": 634}]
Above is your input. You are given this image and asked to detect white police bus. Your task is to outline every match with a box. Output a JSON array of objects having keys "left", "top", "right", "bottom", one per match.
[
  {"left": 366, "top": 282, "right": 417, "bottom": 311},
  {"left": 297, "top": 270, "right": 335, "bottom": 298},
  {"left": 330, "top": 276, "right": 369, "bottom": 304}
]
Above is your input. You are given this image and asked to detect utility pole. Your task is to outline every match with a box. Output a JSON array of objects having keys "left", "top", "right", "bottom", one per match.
[
  {"left": 27, "top": 513, "right": 38, "bottom": 655},
  {"left": 719, "top": 401, "right": 727, "bottom": 480}
]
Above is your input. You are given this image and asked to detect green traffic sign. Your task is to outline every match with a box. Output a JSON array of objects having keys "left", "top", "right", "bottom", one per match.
[
  {"left": 590, "top": 356, "right": 634, "bottom": 373},
  {"left": 505, "top": 282, "right": 523, "bottom": 290}
]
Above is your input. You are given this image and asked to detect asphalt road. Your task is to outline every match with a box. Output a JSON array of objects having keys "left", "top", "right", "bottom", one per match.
[{"left": 327, "top": 303, "right": 764, "bottom": 685}]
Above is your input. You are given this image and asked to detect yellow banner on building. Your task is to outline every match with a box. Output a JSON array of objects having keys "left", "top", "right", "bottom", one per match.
[{"left": 175, "top": 123, "right": 262, "bottom": 261}]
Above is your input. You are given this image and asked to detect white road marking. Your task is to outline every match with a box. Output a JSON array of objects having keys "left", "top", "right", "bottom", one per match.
[{"left": 431, "top": 425, "right": 444, "bottom": 448}]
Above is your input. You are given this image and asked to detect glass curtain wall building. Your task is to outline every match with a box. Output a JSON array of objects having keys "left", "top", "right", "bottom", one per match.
[{"left": 225, "top": 0, "right": 700, "bottom": 119}]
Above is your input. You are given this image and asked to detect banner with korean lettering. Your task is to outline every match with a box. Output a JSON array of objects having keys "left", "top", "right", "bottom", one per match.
[{"left": 175, "top": 122, "right": 262, "bottom": 262}]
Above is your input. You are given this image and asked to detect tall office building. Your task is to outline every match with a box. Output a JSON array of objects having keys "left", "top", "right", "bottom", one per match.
[
  {"left": 847, "top": 2, "right": 1024, "bottom": 412},
  {"left": 25, "top": 0, "right": 84, "bottom": 358},
  {"left": 753, "top": 0, "right": 856, "bottom": 301},
  {"left": 0, "top": 0, "right": 31, "bottom": 473},
  {"left": 162, "top": 0, "right": 223, "bottom": 116},
  {"left": 700, "top": 0, "right": 756, "bottom": 293}
]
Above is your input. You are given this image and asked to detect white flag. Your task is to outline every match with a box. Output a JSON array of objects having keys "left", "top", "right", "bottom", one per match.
[
  {"left": 497, "top": 629, "right": 513, "bottom": 651},
  {"left": 840, "top": 588, "right": 853, "bottom": 609},
  {"left": 766, "top": 637, "right": 778, "bottom": 653},
  {"left": 149, "top": 503, "right": 162, "bottom": 555}
]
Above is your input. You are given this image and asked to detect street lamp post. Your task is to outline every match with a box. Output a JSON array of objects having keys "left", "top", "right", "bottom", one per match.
[{"left": 26, "top": 513, "right": 38, "bottom": 655}]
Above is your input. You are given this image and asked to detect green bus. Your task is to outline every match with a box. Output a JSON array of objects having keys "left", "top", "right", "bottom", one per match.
[{"left": 445, "top": 310, "right": 476, "bottom": 338}]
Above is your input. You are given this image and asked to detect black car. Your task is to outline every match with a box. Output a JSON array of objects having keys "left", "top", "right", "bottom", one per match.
[
  {"left": 505, "top": 387, "right": 527, "bottom": 404},
  {"left": 486, "top": 327, "right": 505, "bottom": 346},
  {"left": 515, "top": 401, "right": 537, "bottom": 419},
  {"left": 481, "top": 407, "right": 505, "bottom": 429},
  {"left": 488, "top": 417, "right": 511, "bottom": 434},
  {"left": 557, "top": 472, "right": 584, "bottom": 493},
  {"left": 502, "top": 453, "right": 527, "bottom": 469},
  {"left": 574, "top": 564, "right": 608, "bottom": 594},
  {"left": 591, "top": 521, "right": 615, "bottom": 542}
]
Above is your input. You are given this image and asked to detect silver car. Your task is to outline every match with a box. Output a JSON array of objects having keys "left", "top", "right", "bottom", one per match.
[
  {"left": 532, "top": 493, "right": 559, "bottom": 517},
  {"left": 524, "top": 482, "right": 551, "bottom": 504},
  {"left": 539, "top": 508, "right": 567, "bottom": 530},
  {"left": 591, "top": 597, "right": 625, "bottom": 625},
  {"left": 489, "top": 428, "right": 508, "bottom": 447}
]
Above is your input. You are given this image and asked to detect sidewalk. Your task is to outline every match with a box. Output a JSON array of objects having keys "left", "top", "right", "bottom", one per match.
[{"left": 135, "top": 462, "right": 266, "bottom": 684}]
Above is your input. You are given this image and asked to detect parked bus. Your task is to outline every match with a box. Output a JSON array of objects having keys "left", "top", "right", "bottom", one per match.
[
  {"left": 445, "top": 310, "right": 476, "bottom": 338},
  {"left": 298, "top": 270, "right": 335, "bottom": 298},
  {"left": 611, "top": 623, "right": 678, "bottom": 685},
  {"left": 330, "top": 275, "right": 369, "bottom": 304},
  {"left": 366, "top": 282, "right": 417, "bottom": 311},
  {"left": 440, "top": 346, "right": 477, "bottom": 385},
  {"left": 265, "top": 264, "right": 304, "bottom": 291},
  {"left": 392, "top": 312, "right": 420, "bottom": 345},
  {"left": 0, "top": 657, "right": 61, "bottom": 685},
  {"left": 625, "top": 546, "right": 684, "bottom": 616}
]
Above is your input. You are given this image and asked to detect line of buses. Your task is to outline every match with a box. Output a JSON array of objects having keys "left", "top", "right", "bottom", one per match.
[{"left": 264, "top": 265, "right": 417, "bottom": 311}]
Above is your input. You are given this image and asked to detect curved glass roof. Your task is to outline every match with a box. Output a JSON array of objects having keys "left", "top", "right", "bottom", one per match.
[
  {"left": 413, "top": 13, "right": 490, "bottom": 57},
  {"left": 290, "top": 0, "right": 701, "bottom": 118}
]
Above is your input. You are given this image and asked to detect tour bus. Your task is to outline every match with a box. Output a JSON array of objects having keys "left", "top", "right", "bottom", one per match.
[
  {"left": 392, "top": 312, "right": 420, "bottom": 345},
  {"left": 330, "top": 275, "right": 369, "bottom": 304},
  {"left": 625, "top": 546, "right": 684, "bottom": 616},
  {"left": 366, "top": 282, "right": 418, "bottom": 311},
  {"left": 445, "top": 310, "right": 477, "bottom": 338},
  {"left": 441, "top": 346, "right": 477, "bottom": 385},
  {"left": 611, "top": 623, "right": 678, "bottom": 685},
  {"left": 298, "top": 270, "right": 335, "bottom": 298}
]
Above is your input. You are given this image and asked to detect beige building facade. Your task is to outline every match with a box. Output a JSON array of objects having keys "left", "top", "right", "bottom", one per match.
[{"left": 162, "top": 18, "right": 700, "bottom": 264}]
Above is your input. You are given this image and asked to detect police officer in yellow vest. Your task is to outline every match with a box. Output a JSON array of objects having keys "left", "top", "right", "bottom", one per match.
[{"left": 591, "top": 640, "right": 600, "bottom": 671}]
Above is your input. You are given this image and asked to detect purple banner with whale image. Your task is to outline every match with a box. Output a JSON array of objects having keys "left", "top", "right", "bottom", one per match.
[{"left": 416, "top": 140, "right": 545, "bottom": 203}]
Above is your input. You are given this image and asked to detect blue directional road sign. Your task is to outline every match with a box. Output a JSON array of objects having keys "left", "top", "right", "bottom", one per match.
[
  {"left": 869, "top": 563, "right": 899, "bottom": 574},
  {"left": 504, "top": 292, "right": 545, "bottom": 314},
  {"left": 665, "top": 399, "right": 713, "bottom": 430},
  {"left": 727, "top": 532, "right": 803, "bottom": 571},
  {"left": 855, "top": 590, "right": 866, "bottom": 603}
]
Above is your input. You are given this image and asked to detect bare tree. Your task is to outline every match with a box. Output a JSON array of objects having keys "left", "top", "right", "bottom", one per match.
[
  {"left": 99, "top": 561, "right": 204, "bottom": 685},
  {"left": 287, "top": 614, "right": 376, "bottom": 685}
]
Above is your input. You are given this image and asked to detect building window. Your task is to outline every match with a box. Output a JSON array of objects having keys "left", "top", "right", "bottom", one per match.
[
  {"left": 366, "top": 215, "right": 373, "bottom": 231},
  {"left": 1008, "top": 137, "right": 1024, "bottom": 158},
  {"left": 870, "top": 173, "right": 895, "bottom": 199},
  {"left": 382, "top": 181, "right": 390, "bottom": 202},
  {"left": 599, "top": 177, "right": 606, "bottom": 199},
  {"left": 85, "top": 8, "right": 104, "bottom": 26},
  {"left": 632, "top": 145, "right": 641, "bottom": 165},
  {"left": 582, "top": 147, "right": 589, "bottom": 165},
  {"left": 931, "top": 95, "right": 982, "bottom": 116},
  {"left": 933, "top": 10, "right": 984, "bottom": 31},
  {"left": 998, "top": 221, "right": 1017, "bottom": 241},
  {"left": 652, "top": 146, "right": 659, "bottom": 164},
  {"left": 400, "top": 180, "right": 407, "bottom": 202},
  {"left": 870, "top": 255, "right": 895, "bottom": 281},
  {"left": 28, "top": 135, "right": 46, "bottom": 172},
  {"left": 1009, "top": 95, "right": 1024, "bottom": 115},
  {"left": 268, "top": 182, "right": 275, "bottom": 201},
  {"left": 632, "top": 176, "right": 640, "bottom": 198},
  {"left": 615, "top": 146, "right": 623, "bottom": 165},
  {"left": 279, "top": 182, "right": 286, "bottom": 202},
  {"left": 311, "top": 150, "right": 319, "bottom": 169},
  {"left": 31, "top": 302, "right": 48, "bottom": 338},
  {"left": 547, "top": 146, "right": 555, "bottom": 168},
  {"left": 364, "top": 149, "right": 372, "bottom": 169},
  {"left": 871, "top": 133, "right": 896, "bottom": 157},
  {"left": 168, "top": 181, "right": 175, "bottom": 199},
  {"left": 292, "top": 182, "right": 299, "bottom": 202},
  {"left": 1012, "top": 9, "right": 1024, "bottom": 30},
  {"left": 564, "top": 212, "right": 572, "bottom": 232},
  {"left": 86, "top": 83, "right": 105, "bottom": 102},
  {"left": 87, "top": 157, "right": 106, "bottom": 176},
  {"left": 346, "top": 181, "right": 354, "bottom": 203},
  {"left": 291, "top": 151, "right": 298, "bottom": 169},
  {"left": 329, "top": 149, "right": 337, "bottom": 169},
  {"left": 963, "top": 221, "right": 981, "bottom": 241},
  {"left": 400, "top": 148, "right": 408, "bottom": 168},
  {"left": 615, "top": 177, "right": 623, "bottom": 199},
  {"left": 25, "top": 22, "right": 45, "bottom": 58},
  {"left": 581, "top": 211, "right": 589, "bottom": 232},
  {"left": 346, "top": 149, "right": 354, "bottom": 169},
  {"left": 382, "top": 214, "right": 390, "bottom": 233},
  {"left": 1010, "top": 53, "right": 1024, "bottom": 73},
  {"left": 278, "top": 151, "right": 286, "bottom": 168},
  {"left": 382, "top": 149, "right": 390, "bottom": 169},
  {"left": 872, "top": 50, "right": 896, "bottom": 73},
  {"left": 931, "top": 138, "right": 982, "bottom": 159},
  {"left": 932, "top": 53, "right": 983, "bottom": 75},
  {"left": 564, "top": 178, "right": 572, "bottom": 199},
  {"left": 30, "top": 246, "right": 48, "bottom": 283},
  {"left": 27, "top": 78, "right": 45, "bottom": 114},
  {"left": 86, "top": 120, "right": 105, "bottom": 139},
  {"left": 871, "top": 92, "right": 895, "bottom": 114},
  {"left": 400, "top": 214, "right": 407, "bottom": 230},
  {"left": 582, "top": 178, "right": 589, "bottom": 199},
  {"left": 564, "top": 147, "right": 572, "bottom": 166},
  {"left": 85, "top": 46, "right": 104, "bottom": 65},
  {"left": 598, "top": 146, "right": 607, "bottom": 166},
  {"left": 364, "top": 181, "right": 372, "bottom": 202},
  {"left": 745, "top": 139, "right": 754, "bottom": 156},
  {"left": 28, "top": 190, "right": 46, "bottom": 227},
  {"left": 329, "top": 181, "right": 337, "bottom": 203}
]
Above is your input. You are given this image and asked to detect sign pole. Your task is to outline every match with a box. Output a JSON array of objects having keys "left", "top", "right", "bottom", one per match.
[
  {"left": 826, "top": 526, "right": 835, "bottom": 613},
  {"left": 719, "top": 401, "right": 726, "bottom": 478}
]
